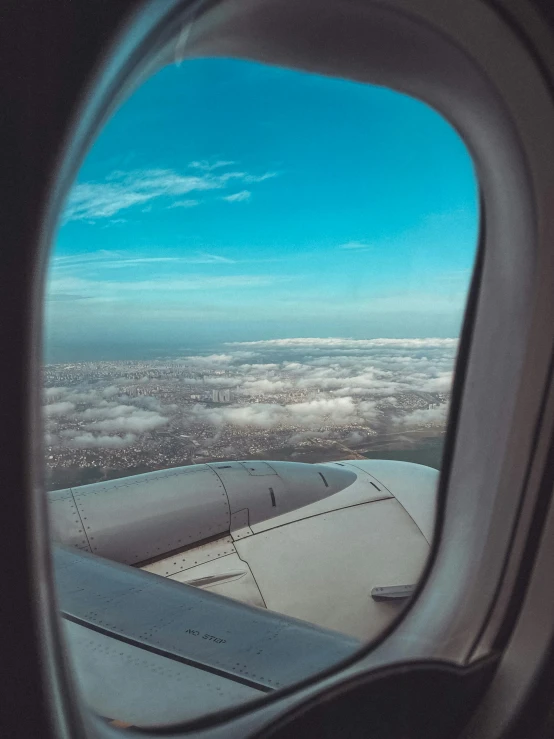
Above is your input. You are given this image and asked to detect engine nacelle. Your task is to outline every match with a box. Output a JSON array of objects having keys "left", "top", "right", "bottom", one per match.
[{"left": 48, "top": 460, "right": 356, "bottom": 565}]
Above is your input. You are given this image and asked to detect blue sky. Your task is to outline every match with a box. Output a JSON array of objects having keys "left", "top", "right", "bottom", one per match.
[{"left": 46, "top": 58, "right": 479, "bottom": 361}]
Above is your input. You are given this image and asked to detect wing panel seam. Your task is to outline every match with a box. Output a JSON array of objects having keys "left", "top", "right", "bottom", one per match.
[
  {"left": 70, "top": 487, "right": 92, "bottom": 551},
  {"left": 62, "top": 611, "right": 272, "bottom": 694}
]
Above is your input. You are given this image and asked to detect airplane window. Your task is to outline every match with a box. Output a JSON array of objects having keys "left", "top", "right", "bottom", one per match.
[{"left": 43, "top": 59, "right": 478, "bottom": 727}]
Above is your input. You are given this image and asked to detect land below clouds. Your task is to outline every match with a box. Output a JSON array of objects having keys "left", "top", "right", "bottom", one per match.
[{"left": 43, "top": 338, "right": 454, "bottom": 491}]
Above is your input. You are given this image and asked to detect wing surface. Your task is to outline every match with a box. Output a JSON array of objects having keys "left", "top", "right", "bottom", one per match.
[{"left": 54, "top": 546, "right": 360, "bottom": 726}]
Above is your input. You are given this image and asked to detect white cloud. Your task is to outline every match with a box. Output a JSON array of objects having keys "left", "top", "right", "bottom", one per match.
[
  {"left": 168, "top": 199, "right": 200, "bottom": 208},
  {"left": 223, "top": 190, "right": 251, "bottom": 203},
  {"left": 189, "top": 396, "right": 366, "bottom": 430},
  {"left": 178, "top": 353, "right": 255, "bottom": 367},
  {"left": 419, "top": 372, "right": 454, "bottom": 393},
  {"left": 287, "top": 397, "right": 357, "bottom": 425},
  {"left": 80, "top": 404, "right": 138, "bottom": 421},
  {"left": 346, "top": 431, "right": 364, "bottom": 444},
  {"left": 44, "top": 338, "right": 456, "bottom": 445},
  {"left": 189, "top": 160, "right": 235, "bottom": 171},
  {"left": 64, "top": 165, "right": 276, "bottom": 221},
  {"left": 191, "top": 403, "right": 284, "bottom": 429},
  {"left": 47, "top": 274, "right": 283, "bottom": 301},
  {"left": 64, "top": 432, "right": 137, "bottom": 449},
  {"left": 243, "top": 172, "right": 277, "bottom": 183},
  {"left": 395, "top": 405, "right": 448, "bottom": 428},
  {"left": 242, "top": 378, "right": 289, "bottom": 395},
  {"left": 86, "top": 409, "right": 168, "bottom": 434},
  {"left": 51, "top": 250, "right": 124, "bottom": 269},
  {"left": 229, "top": 337, "right": 458, "bottom": 349},
  {"left": 44, "top": 387, "right": 67, "bottom": 399},
  {"left": 52, "top": 251, "right": 235, "bottom": 272},
  {"left": 44, "top": 401, "right": 75, "bottom": 417}
]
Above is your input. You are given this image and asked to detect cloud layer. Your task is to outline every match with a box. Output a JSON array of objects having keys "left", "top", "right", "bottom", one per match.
[
  {"left": 65, "top": 164, "right": 277, "bottom": 221},
  {"left": 44, "top": 338, "right": 456, "bottom": 450}
]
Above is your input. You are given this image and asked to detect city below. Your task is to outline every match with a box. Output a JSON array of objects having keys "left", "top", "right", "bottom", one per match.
[{"left": 42, "top": 338, "right": 455, "bottom": 490}]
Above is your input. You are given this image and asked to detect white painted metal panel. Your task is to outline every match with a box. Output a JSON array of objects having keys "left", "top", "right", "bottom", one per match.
[
  {"left": 270, "top": 460, "right": 357, "bottom": 499},
  {"left": 239, "top": 461, "right": 278, "bottom": 476},
  {"left": 209, "top": 461, "right": 286, "bottom": 521},
  {"left": 251, "top": 468, "right": 392, "bottom": 533},
  {"left": 69, "top": 466, "right": 230, "bottom": 565},
  {"left": 48, "top": 489, "right": 91, "bottom": 552},
  {"left": 236, "top": 498, "right": 430, "bottom": 641},
  {"left": 211, "top": 460, "right": 356, "bottom": 527},
  {"left": 324, "top": 460, "right": 390, "bottom": 495},
  {"left": 141, "top": 535, "right": 236, "bottom": 578},
  {"left": 342, "top": 460, "right": 439, "bottom": 542},
  {"left": 230, "top": 508, "right": 254, "bottom": 540},
  {"left": 56, "top": 546, "right": 360, "bottom": 693},
  {"left": 169, "top": 552, "right": 266, "bottom": 609},
  {"left": 49, "top": 461, "right": 359, "bottom": 567},
  {"left": 62, "top": 620, "right": 260, "bottom": 728}
]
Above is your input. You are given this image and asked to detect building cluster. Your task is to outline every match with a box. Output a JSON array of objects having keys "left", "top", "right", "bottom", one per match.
[{"left": 211, "top": 388, "right": 232, "bottom": 403}]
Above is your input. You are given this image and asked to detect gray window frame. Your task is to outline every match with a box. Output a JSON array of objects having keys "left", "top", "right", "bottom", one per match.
[{"left": 34, "top": 0, "right": 554, "bottom": 736}]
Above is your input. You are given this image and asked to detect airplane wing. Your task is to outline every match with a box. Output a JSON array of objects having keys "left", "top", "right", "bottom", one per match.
[
  {"left": 50, "top": 458, "right": 437, "bottom": 726},
  {"left": 55, "top": 545, "right": 360, "bottom": 728}
]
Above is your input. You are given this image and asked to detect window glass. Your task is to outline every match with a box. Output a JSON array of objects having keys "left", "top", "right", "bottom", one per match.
[{"left": 44, "top": 59, "right": 478, "bottom": 727}]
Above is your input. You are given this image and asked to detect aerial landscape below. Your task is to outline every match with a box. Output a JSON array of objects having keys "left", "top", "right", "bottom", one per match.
[{"left": 43, "top": 337, "right": 452, "bottom": 490}]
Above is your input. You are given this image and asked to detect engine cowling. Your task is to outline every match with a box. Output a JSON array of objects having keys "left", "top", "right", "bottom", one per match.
[{"left": 48, "top": 460, "right": 357, "bottom": 565}]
